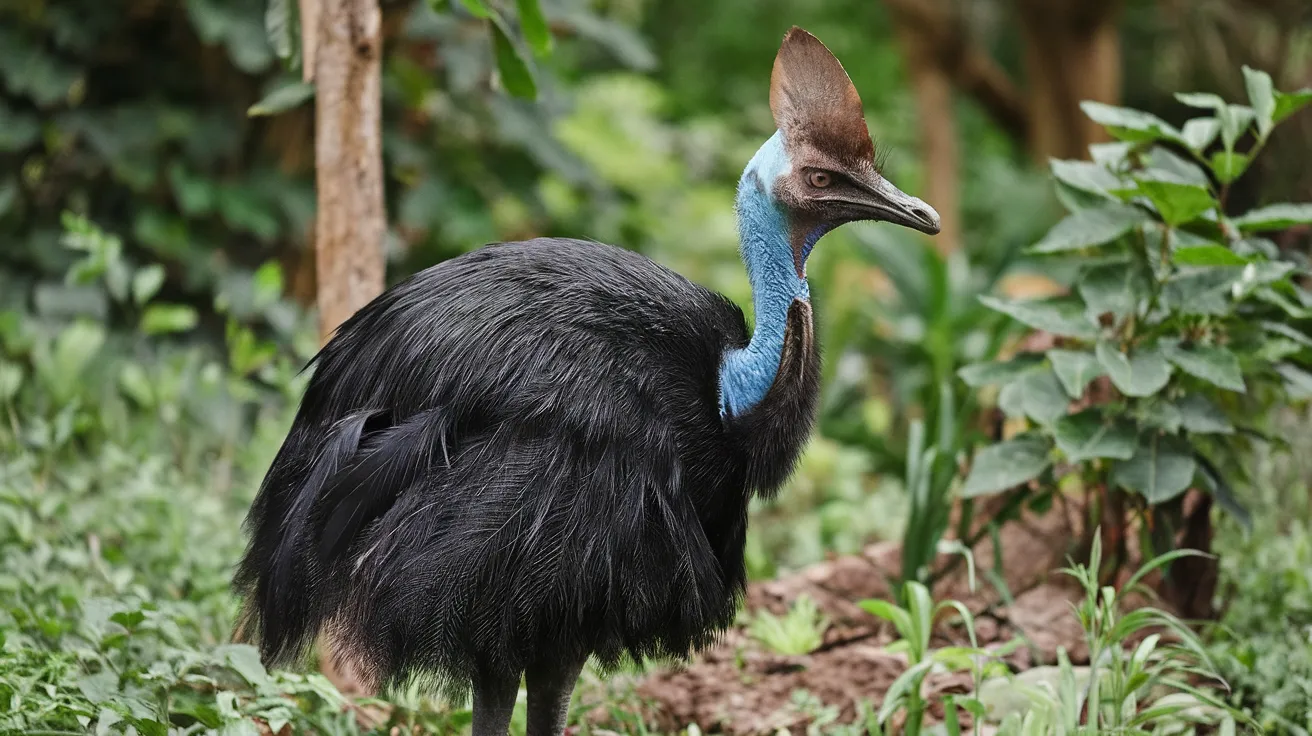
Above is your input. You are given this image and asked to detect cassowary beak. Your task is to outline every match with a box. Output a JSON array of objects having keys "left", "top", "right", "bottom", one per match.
[{"left": 854, "top": 177, "right": 941, "bottom": 235}]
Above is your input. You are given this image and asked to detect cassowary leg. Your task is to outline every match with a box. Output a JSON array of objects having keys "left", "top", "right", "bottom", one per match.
[
  {"left": 471, "top": 672, "right": 520, "bottom": 736},
  {"left": 525, "top": 658, "right": 586, "bottom": 736}
]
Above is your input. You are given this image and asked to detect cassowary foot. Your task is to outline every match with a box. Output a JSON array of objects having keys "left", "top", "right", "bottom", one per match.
[{"left": 526, "top": 658, "right": 587, "bottom": 736}]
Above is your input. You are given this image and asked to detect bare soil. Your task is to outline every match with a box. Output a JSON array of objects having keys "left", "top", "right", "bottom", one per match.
[{"left": 619, "top": 504, "right": 1103, "bottom": 734}]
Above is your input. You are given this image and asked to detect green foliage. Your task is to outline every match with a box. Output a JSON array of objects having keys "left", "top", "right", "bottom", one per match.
[
  {"left": 747, "top": 595, "right": 828, "bottom": 656},
  {"left": 961, "top": 69, "right": 1312, "bottom": 530}
]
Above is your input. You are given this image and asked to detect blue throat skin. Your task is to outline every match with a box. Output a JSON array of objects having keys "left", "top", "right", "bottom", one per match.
[{"left": 719, "top": 131, "right": 820, "bottom": 418}]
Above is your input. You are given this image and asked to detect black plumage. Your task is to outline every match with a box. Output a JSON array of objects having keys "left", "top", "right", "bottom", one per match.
[
  {"left": 237, "top": 239, "right": 817, "bottom": 688},
  {"left": 236, "top": 27, "right": 939, "bottom": 736}
]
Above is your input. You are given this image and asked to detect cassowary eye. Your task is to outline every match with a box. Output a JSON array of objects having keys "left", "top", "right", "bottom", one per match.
[{"left": 806, "top": 171, "right": 831, "bottom": 189}]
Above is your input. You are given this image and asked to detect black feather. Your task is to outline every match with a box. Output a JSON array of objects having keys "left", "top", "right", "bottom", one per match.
[{"left": 234, "top": 238, "right": 820, "bottom": 699}]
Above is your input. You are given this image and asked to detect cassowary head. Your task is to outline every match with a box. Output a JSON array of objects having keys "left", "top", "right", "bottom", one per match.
[{"left": 740, "top": 27, "right": 939, "bottom": 269}]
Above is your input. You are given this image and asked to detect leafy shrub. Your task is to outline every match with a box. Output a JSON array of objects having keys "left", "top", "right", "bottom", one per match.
[{"left": 959, "top": 67, "right": 1312, "bottom": 540}]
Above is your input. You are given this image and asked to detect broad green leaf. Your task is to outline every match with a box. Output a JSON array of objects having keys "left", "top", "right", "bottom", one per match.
[
  {"left": 1136, "top": 398, "right": 1183, "bottom": 433},
  {"left": 456, "top": 0, "right": 492, "bottom": 17},
  {"left": 1162, "top": 342, "right": 1245, "bottom": 392},
  {"left": 140, "top": 304, "right": 199, "bottom": 335},
  {"left": 958, "top": 354, "right": 1043, "bottom": 387},
  {"left": 1180, "top": 117, "right": 1220, "bottom": 152},
  {"left": 247, "top": 81, "right": 313, "bottom": 117},
  {"left": 1096, "top": 341, "right": 1172, "bottom": 397},
  {"left": 1011, "top": 368, "right": 1070, "bottom": 425},
  {"left": 216, "top": 644, "right": 271, "bottom": 687},
  {"left": 1049, "top": 159, "right": 1121, "bottom": 199},
  {"left": 1175, "top": 394, "right": 1233, "bottom": 434},
  {"left": 1242, "top": 66, "right": 1276, "bottom": 139},
  {"left": 0, "top": 359, "right": 22, "bottom": 402},
  {"left": 1080, "top": 101, "right": 1182, "bottom": 144},
  {"left": 514, "top": 0, "right": 553, "bottom": 55},
  {"left": 1260, "top": 320, "right": 1312, "bottom": 348},
  {"left": 1171, "top": 244, "right": 1248, "bottom": 267},
  {"left": 252, "top": 261, "right": 284, "bottom": 309},
  {"left": 1133, "top": 173, "right": 1216, "bottom": 226},
  {"left": 1175, "top": 92, "right": 1225, "bottom": 110},
  {"left": 1053, "top": 411, "right": 1137, "bottom": 462},
  {"left": 1048, "top": 349, "right": 1104, "bottom": 398},
  {"left": 118, "top": 362, "right": 153, "bottom": 407},
  {"left": 1112, "top": 434, "right": 1198, "bottom": 503},
  {"left": 962, "top": 436, "right": 1052, "bottom": 498},
  {"left": 1273, "top": 88, "right": 1312, "bottom": 124},
  {"left": 1090, "top": 141, "right": 1133, "bottom": 167},
  {"left": 1147, "top": 147, "right": 1211, "bottom": 187},
  {"left": 132, "top": 264, "right": 166, "bottom": 305},
  {"left": 1209, "top": 152, "right": 1250, "bottom": 184},
  {"left": 489, "top": 16, "right": 537, "bottom": 99},
  {"left": 1276, "top": 363, "right": 1312, "bottom": 399},
  {"left": 1231, "top": 203, "right": 1312, "bottom": 232},
  {"left": 1078, "top": 262, "right": 1147, "bottom": 319},
  {"left": 1161, "top": 268, "right": 1239, "bottom": 316},
  {"left": 978, "top": 296, "right": 1099, "bottom": 339},
  {"left": 1028, "top": 204, "right": 1148, "bottom": 253},
  {"left": 265, "top": 0, "right": 298, "bottom": 62},
  {"left": 1217, "top": 104, "right": 1255, "bottom": 150}
]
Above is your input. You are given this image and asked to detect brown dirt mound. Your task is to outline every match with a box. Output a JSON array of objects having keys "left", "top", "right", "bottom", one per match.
[{"left": 629, "top": 505, "right": 1096, "bottom": 734}]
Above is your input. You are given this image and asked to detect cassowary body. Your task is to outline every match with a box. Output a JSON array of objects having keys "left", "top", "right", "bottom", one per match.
[{"left": 236, "top": 27, "right": 938, "bottom": 736}]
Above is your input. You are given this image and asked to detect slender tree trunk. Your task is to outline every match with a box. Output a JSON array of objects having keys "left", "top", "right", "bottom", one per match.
[
  {"left": 1016, "top": 0, "right": 1123, "bottom": 162},
  {"left": 311, "top": 0, "right": 386, "bottom": 345},
  {"left": 893, "top": 18, "right": 962, "bottom": 255}
]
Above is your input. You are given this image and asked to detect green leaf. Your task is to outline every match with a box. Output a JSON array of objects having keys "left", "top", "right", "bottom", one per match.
[
  {"left": 140, "top": 304, "right": 199, "bottom": 335},
  {"left": 1161, "top": 268, "right": 1239, "bottom": 316},
  {"left": 1136, "top": 398, "right": 1183, "bottom": 433},
  {"left": 489, "top": 15, "right": 537, "bottom": 99},
  {"left": 265, "top": 0, "right": 298, "bottom": 63},
  {"left": 1096, "top": 341, "right": 1172, "bottom": 397},
  {"left": 132, "top": 264, "right": 166, "bottom": 305},
  {"left": 1161, "top": 342, "right": 1245, "bottom": 392},
  {"left": 1180, "top": 117, "right": 1220, "bottom": 152},
  {"left": 1147, "top": 147, "right": 1212, "bottom": 187},
  {"left": 1133, "top": 173, "right": 1216, "bottom": 226},
  {"left": 1080, "top": 101, "right": 1182, "bottom": 144},
  {"left": 1049, "top": 159, "right": 1121, "bottom": 199},
  {"left": 1048, "top": 349, "right": 1104, "bottom": 398},
  {"left": 514, "top": 0, "right": 552, "bottom": 56},
  {"left": 1175, "top": 394, "right": 1233, "bottom": 435},
  {"left": 1242, "top": 66, "right": 1276, "bottom": 139},
  {"left": 958, "top": 354, "right": 1043, "bottom": 387},
  {"left": 247, "top": 81, "right": 314, "bottom": 117},
  {"left": 1217, "top": 104, "right": 1255, "bottom": 150},
  {"left": 1010, "top": 368, "right": 1070, "bottom": 425},
  {"left": 0, "top": 360, "right": 23, "bottom": 402},
  {"left": 1175, "top": 92, "right": 1225, "bottom": 110},
  {"left": 1053, "top": 410, "right": 1137, "bottom": 463},
  {"left": 1209, "top": 151, "right": 1250, "bottom": 184},
  {"left": 455, "top": 0, "right": 492, "bottom": 17},
  {"left": 216, "top": 644, "right": 270, "bottom": 687},
  {"left": 1078, "top": 262, "right": 1147, "bottom": 320},
  {"left": 252, "top": 261, "right": 284, "bottom": 309},
  {"left": 1112, "top": 434, "right": 1197, "bottom": 503},
  {"left": 77, "top": 671, "right": 119, "bottom": 704},
  {"left": 1171, "top": 244, "right": 1248, "bottom": 267},
  {"left": 1231, "top": 203, "right": 1312, "bottom": 232},
  {"left": 1028, "top": 204, "right": 1148, "bottom": 253},
  {"left": 978, "top": 296, "right": 1099, "bottom": 339},
  {"left": 1276, "top": 363, "right": 1312, "bottom": 399},
  {"left": 1273, "top": 88, "right": 1312, "bottom": 124},
  {"left": 962, "top": 436, "right": 1052, "bottom": 498}
]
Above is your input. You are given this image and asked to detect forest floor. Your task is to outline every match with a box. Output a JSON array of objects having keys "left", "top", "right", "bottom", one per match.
[{"left": 598, "top": 502, "right": 1120, "bottom": 735}]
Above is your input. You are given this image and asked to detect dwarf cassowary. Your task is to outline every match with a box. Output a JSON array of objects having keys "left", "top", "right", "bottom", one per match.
[{"left": 235, "top": 27, "right": 938, "bottom": 736}]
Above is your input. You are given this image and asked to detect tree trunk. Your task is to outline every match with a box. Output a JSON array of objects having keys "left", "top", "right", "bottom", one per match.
[
  {"left": 311, "top": 0, "right": 386, "bottom": 345},
  {"left": 893, "top": 16, "right": 962, "bottom": 255},
  {"left": 1016, "top": 0, "right": 1124, "bottom": 162}
]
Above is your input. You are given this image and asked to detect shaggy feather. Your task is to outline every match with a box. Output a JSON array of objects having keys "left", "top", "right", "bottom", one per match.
[{"left": 234, "top": 238, "right": 820, "bottom": 699}]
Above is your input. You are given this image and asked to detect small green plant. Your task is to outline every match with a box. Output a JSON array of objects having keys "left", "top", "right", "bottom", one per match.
[
  {"left": 959, "top": 67, "right": 1312, "bottom": 563},
  {"left": 748, "top": 595, "right": 829, "bottom": 656},
  {"left": 860, "top": 581, "right": 1007, "bottom": 735}
]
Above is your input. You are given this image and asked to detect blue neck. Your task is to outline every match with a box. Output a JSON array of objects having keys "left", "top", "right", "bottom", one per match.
[{"left": 719, "top": 132, "right": 813, "bottom": 417}]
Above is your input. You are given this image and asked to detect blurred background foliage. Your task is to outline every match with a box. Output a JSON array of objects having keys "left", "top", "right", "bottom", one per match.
[{"left": 4, "top": 0, "right": 1309, "bottom": 569}]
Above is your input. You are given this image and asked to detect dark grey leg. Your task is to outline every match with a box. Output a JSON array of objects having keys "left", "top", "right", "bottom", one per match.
[
  {"left": 525, "top": 658, "right": 586, "bottom": 736},
  {"left": 471, "top": 672, "right": 520, "bottom": 736}
]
